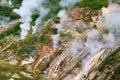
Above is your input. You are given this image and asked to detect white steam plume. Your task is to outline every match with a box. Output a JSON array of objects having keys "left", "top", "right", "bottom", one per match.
[
  {"left": 52, "top": 9, "right": 67, "bottom": 51},
  {"left": 57, "top": 9, "right": 68, "bottom": 24},
  {"left": 102, "top": 3, "right": 120, "bottom": 37},
  {"left": 13, "top": 0, "right": 49, "bottom": 39},
  {"left": 70, "top": 40, "right": 83, "bottom": 55},
  {"left": 102, "top": 33, "right": 115, "bottom": 47},
  {"left": 52, "top": 34, "right": 60, "bottom": 51},
  {"left": 81, "top": 29, "right": 103, "bottom": 77},
  {"left": 32, "top": 6, "right": 50, "bottom": 34},
  {"left": 73, "top": 29, "right": 116, "bottom": 79}
]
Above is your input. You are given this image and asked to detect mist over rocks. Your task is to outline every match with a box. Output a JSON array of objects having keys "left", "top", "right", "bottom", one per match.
[{"left": 102, "top": 3, "right": 120, "bottom": 36}]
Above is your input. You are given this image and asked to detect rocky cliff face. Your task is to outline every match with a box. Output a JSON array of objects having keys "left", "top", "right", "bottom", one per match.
[{"left": 0, "top": 0, "right": 120, "bottom": 80}]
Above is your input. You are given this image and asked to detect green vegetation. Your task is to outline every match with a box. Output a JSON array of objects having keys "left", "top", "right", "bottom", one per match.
[
  {"left": 92, "top": 47, "right": 120, "bottom": 80},
  {"left": 60, "top": 31, "right": 73, "bottom": 43},
  {"left": 11, "top": 0, "right": 23, "bottom": 8},
  {"left": 0, "top": 16, "right": 58, "bottom": 55},
  {"left": 0, "top": 0, "right": 23, "bottom": 20},
  {"left": 0, "top": 22, "right": 20, "bottom": 40},
  {"left": 99, "top": 47, "right": 120, "bottom": 71},
  {"left": 112, "top": 64, "right": 120, "bottom": 79},
  {"left": 8, "top": 35, "right": 52, "bottom": 54},
  {"left": 43, "top": 0, "right": 62, "bottom": 21},
  {"left": 0, "top": 6, "right": 20, "bottom": 20},
  {"left": 82, "top": 15, "right": 93, "bottom": 22},
  {"left": 30, "top": 13, "right": 39, "bottom": 26},
  {"left": 0, "top": 75, "right": 10, "bottom": 80},
  {"left": 1, "top": 0, "right": 119, "bottom": 79},
  {"left": 76, "top": 27, "right": 86, "bottom": 33},
  {"left": 0, "top": 60, "right": 33, "bottom": 80},
  {"left": 41, "top": 19, "right": 58, "bottom": 34},
  {"left": 42, "top": 26, "right": 57, "bottom": 34},
  {"left": 76, "top": 0, "right": 108, "bottom": 10}
]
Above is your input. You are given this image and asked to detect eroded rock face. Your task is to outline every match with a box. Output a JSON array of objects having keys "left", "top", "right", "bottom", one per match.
[{"left": 45, "top": 48, "right": 111, "bottom": 80}]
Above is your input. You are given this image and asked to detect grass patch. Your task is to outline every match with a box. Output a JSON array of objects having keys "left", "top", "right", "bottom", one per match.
[
  {"left": 76, "top": 0, "right": 108, "bottom": 10},
  {"left": 7, "top": 34, "right": 52, "bottom": 54},
  {"left": 0, "top": 6, "right": 19, "bottom": 20},
  {"left": 99, "top": 47, "right": 120, "bottom": 71},
  {"left": 111, "top": 65, "right": 120, "bottom": 79},
  {"left": 60, "top": 31, "right": 73, "bottom": 43},
  {"left": 43, "top": 0, "right": 62, "bottom": 21},
  {"left": 0, "top": 75, "right": 10, "bottom": 80},
  {"left": 0, "top": 22, "right": 20, "bottom": 40},
  {"left": 0, "top": 0, "right": 22, "bottom": 20},
  {"left": 30, "top": 13, "right": 39, "bottom": 26},
  {"left": 76, "top": 27, "right": 86, "bottom": 33}
]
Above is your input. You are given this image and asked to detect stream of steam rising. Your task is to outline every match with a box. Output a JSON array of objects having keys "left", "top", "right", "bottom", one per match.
[{"left": 13, "top": 0, "right": 50, "bottom": 39}]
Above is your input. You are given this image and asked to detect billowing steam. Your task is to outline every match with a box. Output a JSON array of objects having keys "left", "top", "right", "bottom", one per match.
[
  {"left": 13, "top": 0, "right": 81, "bottom": 39},
  {"left": 70, "top": 40, "right": 83, "bottom": 55},
  {"left": 52, "top": 34, "right": 60, "bottom": 51},
  {"left": 32, "top": 6, "right": 50, "bottom": 34},
  {"left": 12, "top": 0, "right": 81, "bottom": 41},
  {"left": 13, "top": 0, "right": 49, "bottom": 39},
  {"left": 102, "top": 3, "right": 120, "bottom": 37}
]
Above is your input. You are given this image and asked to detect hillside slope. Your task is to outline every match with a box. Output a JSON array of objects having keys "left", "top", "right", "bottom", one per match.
[{"left": 0, "top": 0, "right": 120, "bottom": 80}]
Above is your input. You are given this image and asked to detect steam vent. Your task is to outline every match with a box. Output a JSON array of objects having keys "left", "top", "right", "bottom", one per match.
[{"left": 0, "top": 0, "right": 120, "bottom": 80}]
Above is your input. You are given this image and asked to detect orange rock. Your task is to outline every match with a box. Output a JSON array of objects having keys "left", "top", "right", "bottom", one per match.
[{"left": 40, "top": 45, "right": 53, "bottom": 56}]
